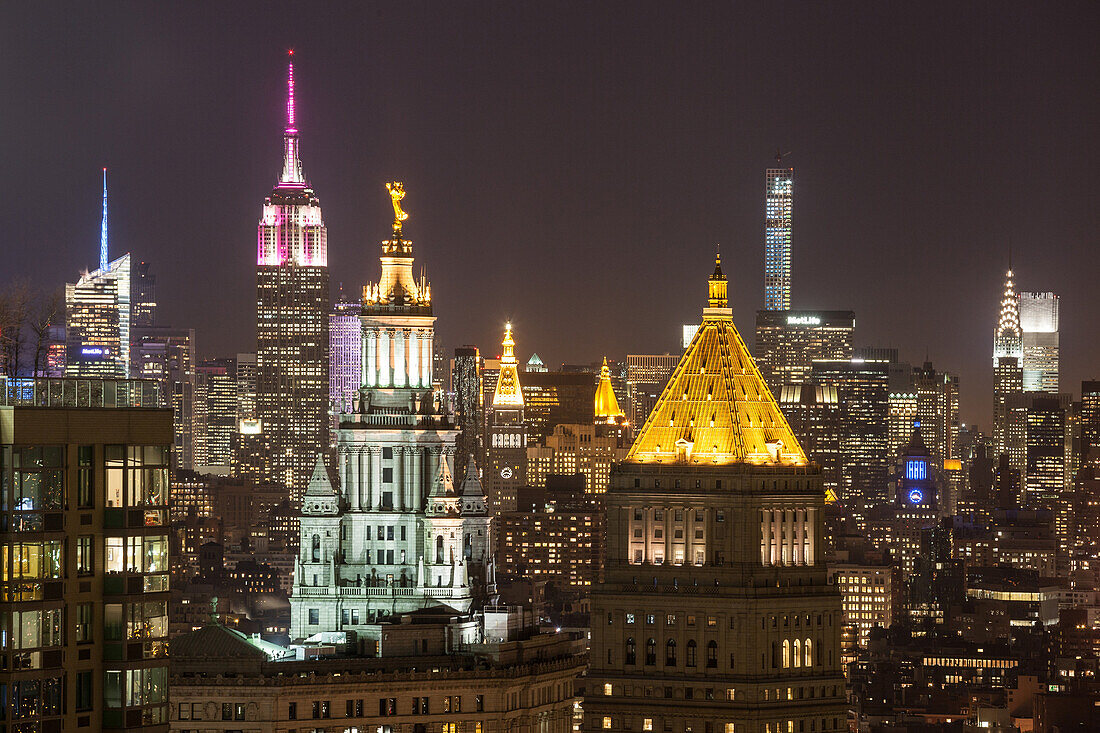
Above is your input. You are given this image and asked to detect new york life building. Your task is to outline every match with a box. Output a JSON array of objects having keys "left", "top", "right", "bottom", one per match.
[{"left": 586, "top": 257, "right": 845, "bottom": 733}]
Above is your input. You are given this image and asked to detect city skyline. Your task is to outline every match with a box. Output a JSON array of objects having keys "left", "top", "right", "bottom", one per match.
[{"left": 3, "top": 3, "right": 1099, "bottom": 428}]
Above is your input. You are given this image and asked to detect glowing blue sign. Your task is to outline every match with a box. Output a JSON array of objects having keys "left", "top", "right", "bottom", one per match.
[
  {"left": 905, "top": 459, "right": 926, "bottom": 482},
  {"left": 908, "top": 488, "right": 924, "bottom": 504},
  {"left": 81, "top": 347, "right": 105, "bottom": 356}
]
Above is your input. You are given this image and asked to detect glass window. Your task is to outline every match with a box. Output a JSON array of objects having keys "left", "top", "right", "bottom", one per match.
[
  {"left": 76, "top": 671, "right": 94, "bottom": 712},
  {"left": 106, "top": 446, "right": 125, "bottom": 507},
  {"left": 144, "top": 535, "right": 167, "bottom": 573},
  {"left": 105, "top": 604, "right": 123, "bottom": 641},
  {"left": 104, "top": 670, "right": 122, "bottom": 708},
  {"left": 77, "top": 536, "right": 94, "bottom": 575},
  {"left": 125, "top": 666, "right": 167, "bottom": 706},
  {"left": 76, "top": 602, "right": 93, "bottom": 643}
]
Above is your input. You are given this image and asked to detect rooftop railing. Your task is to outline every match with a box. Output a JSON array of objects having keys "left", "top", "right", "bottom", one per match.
[{"left": 0, "top": 377, "right": 166, "bottom": 408}]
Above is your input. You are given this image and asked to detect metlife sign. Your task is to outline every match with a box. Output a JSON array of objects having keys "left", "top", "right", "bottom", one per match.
[{"left": 786, "top": 315, "right": 821, "bottom": 326}]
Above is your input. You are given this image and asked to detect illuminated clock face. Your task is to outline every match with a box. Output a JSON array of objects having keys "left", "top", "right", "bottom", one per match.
[
  {"left": 500, "top": 467, "right": 514, "bottom": 480},
  {"left": 908, "top": 488, "right": 924, "bottom": 505}
]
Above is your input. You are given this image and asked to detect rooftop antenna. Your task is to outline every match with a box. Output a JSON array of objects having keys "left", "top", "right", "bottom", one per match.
[
  {"left": 774, "top": 148, "right": 792, "bottom": 165},
  {"left": 100, "top": 168, "right": 108, "bottom": 271}
]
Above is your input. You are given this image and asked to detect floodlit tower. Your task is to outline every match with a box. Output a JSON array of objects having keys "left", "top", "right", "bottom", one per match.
[
  {"left": 486, "top": 323, "right": 526, "bottom": 513},
  {"left": 993, "top": 268, "right": 1023, "bottom": 465},
  {"left": 252, "top": 52, "right": 330, "bottom": 499}
]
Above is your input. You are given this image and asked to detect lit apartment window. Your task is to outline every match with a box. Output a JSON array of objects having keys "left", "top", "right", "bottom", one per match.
[
  {"left": 603, "top": 684, "right": 612, "bottom": 696},
  {"left": 643, "top": 719, "right": 653, "bottom": 731},
  {"left": 602, "top": 717, "right": 612, "bottom": 729}
]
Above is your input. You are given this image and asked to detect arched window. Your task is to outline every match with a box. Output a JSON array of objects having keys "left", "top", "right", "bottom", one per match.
[
  {"left": 793, "top": 639, "right": 801, "bottom": 667},
  {"left": 666, "top": 639, "right": 677, "bottom": 666},
  {"left": 311, "top": 535, "right": 321, "bottom": 562},
  {"left": 645, "top": 638, "right": 657, "bottom": 665},
  {"left": 804, "top": 638, "right": 813, "bottom": 667},
  {"left": 706, "top": 640, "right": 718, "bottom": 668},
  {"left": 771, "top": 641, "right": 778, "bottom": 668},
  {"left": 686, "top": 640, "right": 697, "bottom": 667},
  {"left": 783, "top": 639, "right": 791, "bottom": 669},
  {"left": 625, "top": 637, "right": 636, "bottom": 665},
  {"left": 435, "top": 535, "right": 444, "bottom": 564},
  {"left": 464, "top": 534, "right": 472, "bottom": 558}
]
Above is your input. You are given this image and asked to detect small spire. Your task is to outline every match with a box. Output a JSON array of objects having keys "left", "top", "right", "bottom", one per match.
[
  {"left": 100, "top": 168, "right": 108, "bottom": 271},
  {"left": 707, "top": 251, "right": 727, "bottom": 308}
]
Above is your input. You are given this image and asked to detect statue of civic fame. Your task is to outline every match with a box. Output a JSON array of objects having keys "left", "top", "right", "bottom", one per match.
[{"left": 290, "top": 184, "right": 494, "bottom": 640}]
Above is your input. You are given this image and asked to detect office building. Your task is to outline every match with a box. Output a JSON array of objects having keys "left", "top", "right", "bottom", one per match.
[
  {"left": 993, "top": 268, "right": 1023, "bottom": 463},
  {"left": 131, "top": 260, "right": 157, "bottom": 328},
  {"left": 753, "top": 310, "right": 855, "bottom": 395},
  {"left": 829, "top": 563, "right": 897, "bottom": 654},
  {"left": 1081, "top": 380, "right": 1100, "bottom": 469},
  {"left": 779, "top": 381, "right": 842, "bottom": 501},
  {"left": 526, "top": 422, "right": 629, "bottom": 495},
  {"left": 1007, "top": 392, "right": 1071, "bottom": 548},
  {"left": 452, "top": 345, "right": 482, "bottom": 466},
  {"left": 65, "top": 254, "right": 132, "bottom": 379},
  {"left": 908, "top": 361, "right": 960, "bottom": 463},
  {"left": 290, "top": 183, "right": 497, "bottom": 636},
  {"left": 0, "top": 376, "right": 171, "bottom": 731},
  {"left": 329, "top": 294, "right": 362, "bottom": 423},
  {"left": 195, "top": 357, "right": 238, "bottom": 472},
  {"left": 497, "top": 481, "right": 601, "bottom": 591},
  {"left": 1020, "top": 292, "right": 1059, "bottom": 393},
  {"left": 586, "top": 255, "right": 846, "bottom": 732},
  {"left": 887, "top": 390, "right": 918, "bottom": 456},
  {"left": 66, "top": 172, "right": 131, "bottom": 379},
  {"left": 131, "top": 326, "right": 196, "bottom": 470},
  {"left": 764, "top": 165, "right": 793, "bottom": 310},
  {"left": 625, "top": 353, "right": 680, "bottom": 436},
  {"left": 253, "top": 54, "right": 330, "bottom": 499},
  {"left": 486, "top": 323, "right": 526, "bottom": 513},
  {"left": 811, "top": 359, "right": 890, "bottom": 526}
]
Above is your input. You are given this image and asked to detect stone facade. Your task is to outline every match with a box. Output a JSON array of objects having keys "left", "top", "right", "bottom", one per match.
[{"left": 170, "top": 622, "right": 583, "bottom": 733}]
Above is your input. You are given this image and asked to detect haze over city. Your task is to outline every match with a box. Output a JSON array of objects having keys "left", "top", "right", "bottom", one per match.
[{"left": 3, "top": 2, "right": 1098, "bottom": 425}]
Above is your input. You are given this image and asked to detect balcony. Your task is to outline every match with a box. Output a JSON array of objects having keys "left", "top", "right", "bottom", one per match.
[
  {"left": 294, "top": 585, "right": 463, "bottom": 599},
  {"left": 0, "top": 377, "right": 165, "bottom": 408}
]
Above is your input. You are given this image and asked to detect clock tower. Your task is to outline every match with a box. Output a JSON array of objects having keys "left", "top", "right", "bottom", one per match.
[{"left": 486, "top": 323, "right": 526, "bottom": 513}]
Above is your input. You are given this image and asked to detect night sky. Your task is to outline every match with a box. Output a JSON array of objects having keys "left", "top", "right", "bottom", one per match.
[{"left": 3, "top": 3, "right": 1098, "bottom": 427}]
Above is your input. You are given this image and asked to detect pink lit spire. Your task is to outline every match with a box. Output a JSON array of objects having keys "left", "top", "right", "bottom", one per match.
[{"left": 279, "top": 50, "right": 305, "bottom": 185}]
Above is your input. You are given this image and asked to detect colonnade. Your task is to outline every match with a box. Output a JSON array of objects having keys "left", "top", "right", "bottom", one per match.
[
  {"left": 337, "top": 444, "right": 451, "bottom": 512},
  {"left": 363, "top": 327, "right": 433, "bottom": 389},
  {"left": 760, "top": 507, "right": 817, "bottom": 566}
]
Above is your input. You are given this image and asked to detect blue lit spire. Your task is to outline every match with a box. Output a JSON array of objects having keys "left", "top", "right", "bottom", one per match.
[{"left": 100, "top": 168, "right": 108, "bottom": 271}]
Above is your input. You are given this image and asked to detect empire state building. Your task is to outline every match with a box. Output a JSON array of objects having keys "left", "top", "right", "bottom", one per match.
[{"left": 252, "top": 52, "right": 330, "bottom": 500}]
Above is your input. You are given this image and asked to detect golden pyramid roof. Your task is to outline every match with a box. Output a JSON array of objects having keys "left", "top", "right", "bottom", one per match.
[
  {"left": 594, "top": 357, "right": 624, "bottom": 421},
  {"left": 625, "top": 254, "right": 807, "bottom": 466},
  {"left": 492, "top": 322, "right": 524, "bottom": 407}
]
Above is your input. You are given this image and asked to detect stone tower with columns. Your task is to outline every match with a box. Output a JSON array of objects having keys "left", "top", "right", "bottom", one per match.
[
  {"left": 290, "top": 185, "right": 494, "bottom": 640},
  {"left": 585, "top": 254, "right": 846, "bottom": 733}
]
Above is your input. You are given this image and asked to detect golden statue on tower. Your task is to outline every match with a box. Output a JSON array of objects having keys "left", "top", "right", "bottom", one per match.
[{"left": 386, "top": 181, "right": 409, "bottom": 234}]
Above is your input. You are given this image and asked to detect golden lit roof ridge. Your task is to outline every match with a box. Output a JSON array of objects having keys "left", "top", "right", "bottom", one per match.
[
  {"left": 492, "top": 322, "right": 524, "bottom": 407},
  {"left": 625, "top": 253, "right": 807, "bottom": 466},
  {"left": 594, "top": 357, "right": 624, "bottom": 421}
]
